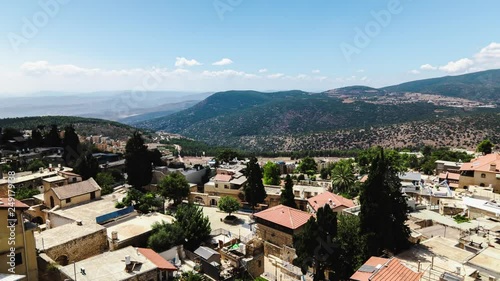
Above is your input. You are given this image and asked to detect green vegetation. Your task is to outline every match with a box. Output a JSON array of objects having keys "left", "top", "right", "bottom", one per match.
[
  {"left": 453, "top": 215, "right": 471, "bottom": 224},
  {"left": 0, "top": 116, "right": 139, "bottom": 140},
  {"left": 477, "top": 139, "right": 494, "bottom": 155},
  {"left": 148, "top": 203, "right": 211, "bottom": 252},
  {"left": 293, "top": 204, "right": 337, "bottom": 281},
  {"left": 96, "top": 172, "right": 115, "bottom": 195},
  {"left": 74, "top": 148, "right": 99, "bottom": 180},
  {"left": 125, "top": 132, "right": 152, "bottom": 191},
  {"left": 280, "top": 175, "right": 297, "bottom": 209},
  {"left": 14, "top": 186, "right": 41, "bottom": 200},
  {"left": 359, "top": 148, "right": 410, "bottom": 256},
  {"left": 158, "top": 172, "right": 191, "bottom": 207},
  {"left": 174, "top": 271, "right": 204, "bottom": 281},
  {"left": 297, "top": 157, "right": 317, "bottom": 176},
  {"left": 382, "top": 69, "right": 500, "bottom": 102},
  {"left": 243, "top": 157, "right": 267, "bottom": 210},
  {"left": 331, "top": 160, "right": 355, "bottom": 194},
  {"left": 217, "top": 196, "right": 240, "bottom": 217},
  {"left": 27, "top": 159, "right": 46, "bottom": 172},
  {"left": 262, "top": 161, "right": 280, "bottom": 185}
]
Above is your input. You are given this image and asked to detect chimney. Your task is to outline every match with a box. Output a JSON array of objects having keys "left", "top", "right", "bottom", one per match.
[
  {"left": 76, "top": 220, "right": 82, "bottom": 226},
  {"left": 490, "top": 163, "right": 497, "bottom": 172},
  {"left": 125, "top": 255, "right": 131, "bottom": 265}
]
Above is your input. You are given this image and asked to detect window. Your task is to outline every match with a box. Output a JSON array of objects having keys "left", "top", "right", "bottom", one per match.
[
  {"left": 258, "top": 260, "right": 262, "bottom": 267},
  {"left": 224, "top": 185, "right": 229, "bottom": 189},
  {"left": 215, "top": 184, "right": 219, "bottom": 188},
  {"left": 66, "top": 198, "right": 71, "bottom": 203},
  {"left": 15, "top": 252, "right": 23, "bottom": 266},
  {"left": 481, "top": 173, "right": 486, "bottom": 178}
]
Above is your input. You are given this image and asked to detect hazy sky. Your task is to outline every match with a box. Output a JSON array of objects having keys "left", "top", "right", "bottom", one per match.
[{"left": 1, "top": 0, "right": 499, "bottom": 95}]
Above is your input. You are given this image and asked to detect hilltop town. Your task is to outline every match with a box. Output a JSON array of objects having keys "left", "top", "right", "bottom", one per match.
[{"left": 1, "top": 125, "right": 500, "bottom": 281}]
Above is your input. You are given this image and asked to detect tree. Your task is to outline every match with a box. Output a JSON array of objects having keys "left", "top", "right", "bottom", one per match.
[
  {"left": 293, "top": 204, "right": 337, "bottom": 281},
  {"left": 217, "top": 149, "right": 239, "bottom": 164},
  {"left": 331, "top": 160, "right": 355, "bottom": 194},
  {"left": 123, "top": 188, "right": 162, "bottom": 213},
  {"left": 27, "top": 159, "right": 46, "bottom": 172},
  {"left": 175, "top": 271, "right": 204, "bottom": 281},
  {"left": 297, "top": 157, "right": 317, "bottom": 176},
  {"left": 96, "top": 172, "right": 115, "bottom": 195},
  {"left": 0, "top": 128, "right": 22, "bottom": 143},
  {"left": 148, "top": 220, "right": 183, "bottom": 252},
  {"left": 30, "top": 128, "right": 43, "bottom": 147},
  {"left": 334, "top": 215, "right": 366, "bottom": 280},
  {"left": 174, "top": 203, "right": 211, "bottom": 251},
  {"left": 74, "top": 149, "right": 99, "bottom": 180},
  {"left": 148, "top": 149, "right": 165, "bottom": 167},
  {"left": 158, "top": 172, "right": 190, "bottom": 207},
  {"left": 62, "top": 125, "right": 81, "bottom": 166},
  {"left": 218, "top": 196, "right": 240, "bottom": 217},
  {"left": 280, "top": 175, "right": 297, "bottom": 208},
  {"left": 125, "top": 132, "right": 152, "bottom": 190},
  {"left": 359, "top": 148, "right": 410, "bottom": 257},
  {"left": 263, "top": 161, "right": 281, "bottom": 185},
  {"left": 244, "top": 157, "right": 267, "bottom": 210},
  {"left": 44, "top": 124, "right": 62, "bottom": 147},
  {"left": 477, "top": 139, "right": 494, "bottom": 155}
]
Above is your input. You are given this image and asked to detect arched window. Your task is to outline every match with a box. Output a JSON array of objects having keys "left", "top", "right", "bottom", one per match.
[{"left": 481, "top": 173, "right": 486, "bottom": 178}]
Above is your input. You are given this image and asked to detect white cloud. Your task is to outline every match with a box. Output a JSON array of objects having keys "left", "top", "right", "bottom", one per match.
[
  {"left": 258, "top": 68, "right": 268, "bottom": 73},
  {"left": 201, "top": 69, "right": 257, "bottom": 78},
  {"left": 357, "top": 69, "right": 365, "bottom": 73},
  {"left": 418, "top": 42, "right": 500, "bottom": 74},
  {"left": 267, "top": 73, "right": 284, "bottom": 79},
  {"left": 175, "top": 57, "right": 202, "bottom": 67},
  {"left": 438, "top": 58, "right": 474, "bottom": 73},
  {"left": 312, "top": 69, "right": 320, "bottom": 73},
  {"left": 420, "top": 64, "right": 437, "bottom": 71},
  {"left": 409, "top": 69, "right": 420, "bottom": 74},
  {"left": 212, "top": 58, "right": 233, "bottom": 66}
]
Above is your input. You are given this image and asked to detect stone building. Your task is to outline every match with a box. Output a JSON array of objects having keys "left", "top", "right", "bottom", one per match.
[
  {"left": 0, "top": 198, "right": 38, "bottom": 281},
  {"left": 459, "top": 153, "right": 500, "bottom": 192},
  {"left": 35, "top": 221, "right": 108, "bottom": 265},
  {"left": 253, "top": 204, "right": 312, "bottom": 280},
  {"left": 43, "top": 178, "right": 101, "bottom": 209}
]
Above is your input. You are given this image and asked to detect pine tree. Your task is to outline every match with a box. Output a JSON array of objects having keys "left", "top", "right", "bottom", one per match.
[
  {"left": 244, "top": 157, "right": 267, "bottom": 210},
  {"left": 62, "top": 125, "right": 81, "bottom": 166},
  {"left": 293, "top": 204, "right": 337, "bottom": 281},
  {"left": 74, "top": 149, "right": 99, "bottom": 180},
  {"left": 125, "top": 132, "right": 152, "bottom": 191},
  {"left": 44, "top": 124, "right": 62, "bottom": 147},
  {"left": 359, "top": 147, "right": 410, "bottom": 256},
  {"left": 280, "top": 174, "right": 297, "bottom": 208}
]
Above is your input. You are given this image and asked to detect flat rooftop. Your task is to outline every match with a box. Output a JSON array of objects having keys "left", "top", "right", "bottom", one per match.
[
  {"left": 43, "top": 175, "right": 66, "bottom": 183},
  {"left": 52, "top": 193, "right": 127, "bottom": 224},
  {"left": 59, "top": 246, "right": 157, "bottom": 281},
  {"left": 0, "top": 167, "right": 73, "bottom": 185},
  {"left": 397, "top": 237, "right": 477, "bottom": 280},
  {"left": 467, "top": 247, "right": 500, "bottom": 276},
  {"left": 106, "top": 212, "right": 173, "bottom": 242},
  {"left": 35, "top": 222, "right": 105, "bottom": 250}
]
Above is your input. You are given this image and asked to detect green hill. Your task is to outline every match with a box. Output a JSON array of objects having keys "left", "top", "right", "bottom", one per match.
[
  {"left": 382, "top": 69, "right": 500, "bottom": 102},
  {"left": 0, "top": 116, "right": 140, "bottom": 140}
]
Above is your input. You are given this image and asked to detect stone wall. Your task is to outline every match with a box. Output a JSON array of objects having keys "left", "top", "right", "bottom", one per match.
[
  {"left": 44, "top": 228, "right": 108, "bottom": 265},
  {"left": 255, "top": 223, "right": 294, "bottom": 247}
]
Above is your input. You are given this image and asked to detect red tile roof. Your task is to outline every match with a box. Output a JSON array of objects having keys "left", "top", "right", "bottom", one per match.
[
  {"left": 138, "top": 248, "right": 177, "bottom": 271},
  {"left": 351, "top": 257, "right": 422, "bottom": 281},
  {"left": 370, "top": 258, "right": 423, "bottom": 281},
  {"left": 214, "top": 174, "right": 232, "bottom": 182},
  {"left": 460, "top": 153, "right": 500, "bottom": 173},
  {"left": 307, "top": 191, "right": 355, "bottom": 212},
  {"left": 254, "top": 204, "right": 312, "bottom": 230},
  {"left": 350, "top": 257, "right": 389, "bottom": 281},
  {"left": 0, "top": 198, "right": 29, "bottom": 209}
]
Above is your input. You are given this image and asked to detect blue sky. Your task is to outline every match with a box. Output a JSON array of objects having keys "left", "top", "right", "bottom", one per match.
[{"left": 1, "top": 0, "right": 499, "bottom": 94}]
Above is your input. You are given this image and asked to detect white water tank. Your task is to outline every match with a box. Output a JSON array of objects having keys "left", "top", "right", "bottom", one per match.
[{"left": 125, "top": 255, "right": 131, "bottom": 265}]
